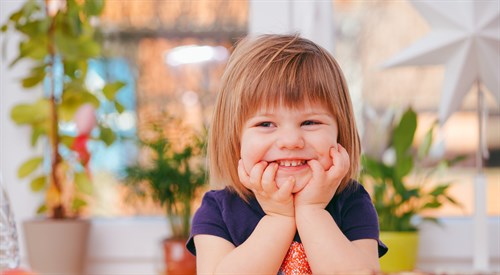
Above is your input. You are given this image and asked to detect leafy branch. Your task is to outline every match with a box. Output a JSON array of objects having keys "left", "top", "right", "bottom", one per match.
[{"left": 2, "top": 0, "right": 124, "bottom": 219}]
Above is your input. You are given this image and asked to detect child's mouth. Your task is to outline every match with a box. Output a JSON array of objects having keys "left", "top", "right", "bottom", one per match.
[{"left": 276, "top": 160, "right": 307, "bottom": 167}]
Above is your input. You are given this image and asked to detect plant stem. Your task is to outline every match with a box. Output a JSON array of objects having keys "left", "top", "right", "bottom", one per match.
[{"left": 45, "top": 0, "right": 64, "bottom": 219}]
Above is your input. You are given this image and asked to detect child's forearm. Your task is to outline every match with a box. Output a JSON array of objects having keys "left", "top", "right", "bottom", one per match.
[
  {"left": 295, "top": 206, "right": 380, "bottom": 274},
  {"left": 214, "top": 214, "right": 296, "bottom": 274}
]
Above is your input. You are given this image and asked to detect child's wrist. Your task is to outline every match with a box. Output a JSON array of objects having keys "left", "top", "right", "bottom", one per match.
[
  {"left": 264, "top": 213, "right": 296, "bottom": 227},
  {"left": 266, "top": 209, "right": 295, "bottom": 219},
  {"left": 295, "top": 204, "right": 327, "bottom": 218}
]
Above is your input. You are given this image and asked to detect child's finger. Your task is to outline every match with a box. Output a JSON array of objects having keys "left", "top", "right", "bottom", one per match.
[
  {"left": 275, "top": 176, "right": 295, "bottom": 200},
  {"left": 237, "top": 159, "right": 251, "bottom": 188},
  {"left": 327, "top": 144, "right": 349, "bottom": 179},
  {"left": 261, "top": 162, "right": 278, "bottom": 193},
  {"left": 248, "top": 161, "right": 267, "bottom": 191},
  {"left": 308, "top": 159, "right": 324, "bottom": 183}
]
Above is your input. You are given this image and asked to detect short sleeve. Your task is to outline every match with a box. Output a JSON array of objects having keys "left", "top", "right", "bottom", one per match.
[
  {"left": 186, "top": 191, "right": 232, "bottom": 255},
  {"left": 337, "top": 184, "right": 388, "bottom": 257}
]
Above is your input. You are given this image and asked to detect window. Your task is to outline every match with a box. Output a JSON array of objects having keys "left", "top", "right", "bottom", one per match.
[{"left": 333, "top": 0, "right": 499, "bottom": 217}]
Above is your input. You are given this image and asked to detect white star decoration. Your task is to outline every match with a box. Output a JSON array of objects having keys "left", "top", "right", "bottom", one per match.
[{"left": 382, "top": 0, "right": 500, "bottom": 125}]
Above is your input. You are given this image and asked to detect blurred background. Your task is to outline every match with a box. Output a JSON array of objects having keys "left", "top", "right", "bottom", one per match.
[{"left": 1, "top": 0, "right": 499, "bottom": 274}]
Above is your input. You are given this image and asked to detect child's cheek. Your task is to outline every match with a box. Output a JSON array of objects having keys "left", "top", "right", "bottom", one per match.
[
  {"left": 319, "top": 148, "right": 335, "bottom": 169},
  {"left": 240, "top": 149, "right": 260, "bottom": 175},
  {"left": 241, "top": 158, "right": 253, "bottom": 175}
]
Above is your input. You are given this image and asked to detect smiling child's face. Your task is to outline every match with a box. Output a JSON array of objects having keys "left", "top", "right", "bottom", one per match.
[{"left": 240, "top": 101, "right": 339, "bottom": 193}]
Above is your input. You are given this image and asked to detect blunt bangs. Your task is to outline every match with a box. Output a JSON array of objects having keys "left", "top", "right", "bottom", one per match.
[{"left": 239, "top": 43, "right": 340, "bottom": 122}]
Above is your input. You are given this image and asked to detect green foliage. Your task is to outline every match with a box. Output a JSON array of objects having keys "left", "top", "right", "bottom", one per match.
[
  {"left": 2, "top": 0, "right": 124, "bottom": 219},
  {"left": 124, "top": 118, "right": 208, "bottom": 239},
  {"left": 361, "top": 107, "right": 465, "bottom": 232}
]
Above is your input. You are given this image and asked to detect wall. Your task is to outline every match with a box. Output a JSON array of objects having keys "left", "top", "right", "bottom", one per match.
[{"left": 1, "top": 0, "right": 44, "bottom": 265}]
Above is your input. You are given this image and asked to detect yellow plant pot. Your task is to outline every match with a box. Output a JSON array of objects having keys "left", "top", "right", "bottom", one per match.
[{"left": 379, "top": 231, "right": 419, "bottom": 273}]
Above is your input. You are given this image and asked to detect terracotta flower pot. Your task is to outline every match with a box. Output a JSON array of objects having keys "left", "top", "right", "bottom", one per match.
[{"left": 163, "top": 238, "right": 196, "bottom": 275}]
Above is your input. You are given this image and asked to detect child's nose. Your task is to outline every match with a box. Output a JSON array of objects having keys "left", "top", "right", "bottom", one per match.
[{"left": 276, "top": 128, "right": 305, "bottom": 149}]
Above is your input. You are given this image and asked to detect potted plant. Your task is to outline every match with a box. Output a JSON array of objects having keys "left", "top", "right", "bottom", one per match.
[
  {"left": 1, "top": 0, "right": 123, "bottom": 273},
  {"left": 123, "top": 116, "right": 207, "bottom": 275},
  {"left": 361, "top": 107, "right": 465, "bottom": 273}
]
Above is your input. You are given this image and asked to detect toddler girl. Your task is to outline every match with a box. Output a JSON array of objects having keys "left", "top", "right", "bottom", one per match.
[{"left": 187, "top": 34, "right": 387, "bottom": 274}]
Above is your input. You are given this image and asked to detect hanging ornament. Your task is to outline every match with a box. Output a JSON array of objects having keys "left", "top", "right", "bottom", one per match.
[{"left": 71, "top": 104, "right": 97, "bottom": 169}]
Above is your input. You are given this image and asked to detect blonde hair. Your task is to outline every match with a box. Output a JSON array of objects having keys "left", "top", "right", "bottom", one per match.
[{"left": 208, "top": 34, "right": 360, "bottom": 200}]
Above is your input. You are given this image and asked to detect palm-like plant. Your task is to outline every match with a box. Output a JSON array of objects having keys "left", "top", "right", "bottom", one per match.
[
  {"left": 361, "top": 107, "right": 465, "bottom": 231},
  {"left": 124, "top": 119, "right": 207, "bottom": 239}
]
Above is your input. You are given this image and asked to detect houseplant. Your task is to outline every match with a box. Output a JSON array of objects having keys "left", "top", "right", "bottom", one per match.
[
  {"left": 2, "top": 0, "right": 123, "bottom": 273},
  {"left": 123, "top": 116, "right": 207, "bottom": 275},
  {"left": 361, "top": 107, "right": 465, "bottom": 272}
]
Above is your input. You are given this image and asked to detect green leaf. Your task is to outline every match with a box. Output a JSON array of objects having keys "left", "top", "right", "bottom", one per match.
[
  {"left": 447, "top": 155, "right": 467, "bottom": 167},
  {"left": 361, "top": 156, "right": 384, "bottom": 180},
  {"left": 115, "top": 101, "right": 125, "bottom": 113},
  {"left": 1, "top": 24, "right": 7, "bottom": 32},
  {"left": 392, "top": 177, "right": 409, "bottom": 199},
  {"left": 422, "top": 201, "right": 442, "bottom": 209},
  {"left": 99, "top": 126, "right": 115, "bottom": 146},
  {"left": 18, "top": 38, "right": 48, "bottom": 61},
  {"left": 429, "top": 184, "right": 450, "bottom": 197},
  {"left": 78, "top": 39, "right": 101, "bottom": 58},
  {"left": 83, "top": 0, "right": 105, "bottom": 16},
  {"left": 21, "top": 72, "right": 46, "bottom": 88},
  {"left": 11, "top": 99, "right": 50, "bottom": 125},
  {"left": 30, "top": 176, "right": 46, "bottom": 192},
  {"left": 445, "top": 195, "right": 462, "bottom": 207},
  {"left": 72, "top": 197, "right": 87, "bottom": 212},
  {"left": 394, "top": 154, "right": 413, "bottom": 180},
  {"left": 417, "top": 124, "right": 434, "bottom": 160},
  {"left": 54, "top": 30, "right": 80, "bottom": 61},
  {"left": 18, "top": 156, "right": 43, "bottom": 178},
  {"left": 64, "top": 60, "right": 88, "bottom": 80},
  {"left": 16, "top": 18, "right": 50, "bottom": 37},
  {"left": 8, "top": 9, "right": 24, "bottom": 23},
  {"left": 74, "top": 172, "right": 93, "bottom": 195},
  {"left": 103, "top": 81, "right": 126, "bottom": 100},
  {"left": 393, "top": 108, "right": 417, "bottom": 157},
  {"left": 11, "top": 104, "right": 37, "bottom": 124},
  {"left": 36, "top": 203, "right": 47, "bottom": 214}
]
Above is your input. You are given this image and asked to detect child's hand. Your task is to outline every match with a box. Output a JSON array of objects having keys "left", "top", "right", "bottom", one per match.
[
  {"left": 238, "top": 160, "right": 296, "bottom": 217},
  {"left": 294, "top": 144, "right": 350, "bottom": 210}
]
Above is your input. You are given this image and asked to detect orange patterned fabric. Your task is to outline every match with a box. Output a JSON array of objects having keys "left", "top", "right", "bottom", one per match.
[{"left": 279, "top": 241, "right": 312, "bottom": 275}]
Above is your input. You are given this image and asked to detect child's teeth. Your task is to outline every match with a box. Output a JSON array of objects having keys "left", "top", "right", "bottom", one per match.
[{"left": 278, "top": 160, "right": 304, "bottom": 167}]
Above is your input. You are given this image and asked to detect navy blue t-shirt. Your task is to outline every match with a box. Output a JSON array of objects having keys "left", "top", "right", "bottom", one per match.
[{"left": 187, "top": 181, "right": 388, "bottom": 258}]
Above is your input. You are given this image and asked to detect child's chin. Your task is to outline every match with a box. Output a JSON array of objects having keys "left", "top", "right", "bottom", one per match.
[{"left": 276, "top": 175, "right": 310, "bottom": 193}]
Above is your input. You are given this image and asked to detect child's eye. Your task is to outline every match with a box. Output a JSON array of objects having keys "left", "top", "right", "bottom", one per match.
[
  {"left": 257, "top": 121, "right": 274, "bottom": 127},
  {"left": 301, "top": 120, "right": 320, "bottom": 126}
]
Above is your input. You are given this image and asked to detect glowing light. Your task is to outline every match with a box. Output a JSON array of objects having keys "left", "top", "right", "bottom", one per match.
[{"left": 165, "top": 45, "right": 229, "bottom": 66}]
